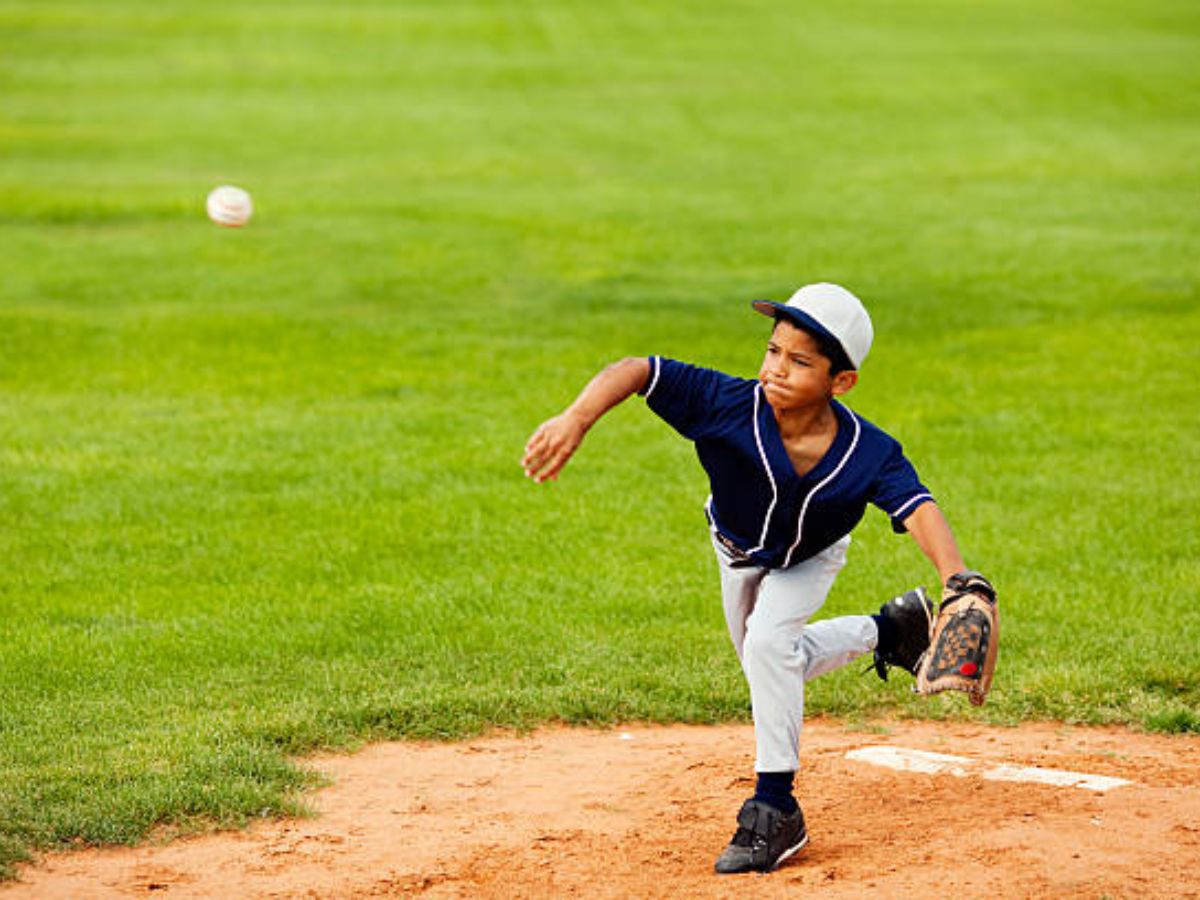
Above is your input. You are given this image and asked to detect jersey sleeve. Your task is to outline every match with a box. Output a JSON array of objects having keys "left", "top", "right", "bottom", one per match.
[
  {"left": 869, "top": 441, "right": 936, "bottom": 533},
  {"left": 638, "top": 356, "right": 731, "bottom": 441}
]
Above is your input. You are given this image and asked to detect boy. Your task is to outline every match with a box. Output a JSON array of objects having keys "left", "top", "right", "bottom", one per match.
[{"left": 522, "top": 283, "right": 986, "bottom": 874}]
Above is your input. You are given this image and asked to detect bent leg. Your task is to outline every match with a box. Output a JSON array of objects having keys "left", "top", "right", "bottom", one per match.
[{"left": 800, "top": 615, "right": 877, "bottom": 681}]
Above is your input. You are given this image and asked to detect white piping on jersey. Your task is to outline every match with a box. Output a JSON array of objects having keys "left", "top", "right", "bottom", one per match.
[
  {"left": 748, "top": 384, "right": 778, "bottom": 554},
  {"left": 644, "top": 355, "right": 662, "bottom": 399},
  {"left": 889, "top": 492, "right": 934, "bottom": 521},
  {"left": 783, "top": 411, "right": 862, "bottom": 568}
]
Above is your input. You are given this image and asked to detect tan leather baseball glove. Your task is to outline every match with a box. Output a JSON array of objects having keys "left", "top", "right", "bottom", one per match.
[{"left": 916, "top": 571, "right": 998, "bottom": 706}]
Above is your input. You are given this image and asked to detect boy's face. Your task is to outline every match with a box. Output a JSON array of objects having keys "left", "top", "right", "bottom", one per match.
[{"left": 758, "top": 320, "right": 858, "bottom": 412}]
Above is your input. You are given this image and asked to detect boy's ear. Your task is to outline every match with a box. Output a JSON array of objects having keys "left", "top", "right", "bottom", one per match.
[{"left": 831, "top": 370, "right": 858, "bottom": 396}]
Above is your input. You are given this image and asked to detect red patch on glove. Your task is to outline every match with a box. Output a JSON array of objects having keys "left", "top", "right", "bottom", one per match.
[{"left": 959, "top": 662, "right": 979, "bottom": 676}]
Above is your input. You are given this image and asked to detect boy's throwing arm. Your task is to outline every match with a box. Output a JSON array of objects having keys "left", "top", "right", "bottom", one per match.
[{"left": 522, "top": 356, "right": 651, "bottom": 483}]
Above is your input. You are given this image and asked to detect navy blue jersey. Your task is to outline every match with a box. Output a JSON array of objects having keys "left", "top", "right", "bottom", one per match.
[{"left": 640, "top": 356, "right": 934, "bottom": 569}]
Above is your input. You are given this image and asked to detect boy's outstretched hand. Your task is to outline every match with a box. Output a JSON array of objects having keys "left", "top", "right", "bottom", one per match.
[
  {"left": 521, "top": 357, "right": 651, "bottom": 484},
  {"left": 523, "top": 413, "right": 587, "bottom": 483}
]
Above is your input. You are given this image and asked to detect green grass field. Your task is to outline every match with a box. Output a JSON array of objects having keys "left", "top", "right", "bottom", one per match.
[{"left": 2, "top": 0, "right": 1198, "bottom": 878}]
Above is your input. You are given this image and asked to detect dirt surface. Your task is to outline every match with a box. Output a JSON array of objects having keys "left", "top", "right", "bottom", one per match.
[{"left": 5, "top": 719, "right": 1199, "bottom": 898}]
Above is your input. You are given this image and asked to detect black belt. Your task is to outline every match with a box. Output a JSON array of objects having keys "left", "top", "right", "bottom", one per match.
[{"left": 713, "top": 529, "right": 758, "bottom": 568}]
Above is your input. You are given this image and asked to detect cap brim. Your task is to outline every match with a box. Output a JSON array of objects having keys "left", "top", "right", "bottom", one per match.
[
  {"left": 750, "top": 300, "right": 857, "bottom": 368},
  {"left": 751, "top": 299, "right": 785, "bottom": 319}
]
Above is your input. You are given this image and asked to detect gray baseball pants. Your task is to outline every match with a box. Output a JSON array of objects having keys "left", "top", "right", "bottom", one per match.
[{"left": 712, "top": 531, "right": 878, "bottom": 772}]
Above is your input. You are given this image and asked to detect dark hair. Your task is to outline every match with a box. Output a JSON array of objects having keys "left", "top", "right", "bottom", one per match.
[{"left": 773, "top": 313, "right": 855, "bottom": 375}]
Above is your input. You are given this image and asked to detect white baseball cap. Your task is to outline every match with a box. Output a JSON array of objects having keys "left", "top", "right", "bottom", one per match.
[{"left": 751, "top": 282, "right": 874, "bottom": 369}]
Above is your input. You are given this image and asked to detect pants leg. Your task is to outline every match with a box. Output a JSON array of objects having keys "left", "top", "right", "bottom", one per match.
[
  {"left": 800, "top": 616, "right": 878, "bottom": 680},
  {"left": 713, "top": 534, "right": 878, "bottom": 773}
]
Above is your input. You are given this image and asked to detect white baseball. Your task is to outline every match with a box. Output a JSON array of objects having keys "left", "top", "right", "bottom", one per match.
[{"left": 206, "top": 185, "right": 253, "bottom": 227}]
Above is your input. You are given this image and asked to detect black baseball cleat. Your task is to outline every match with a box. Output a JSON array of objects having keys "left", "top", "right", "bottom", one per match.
[
  {"left": 872, "top": 587, "right": 934, "bottom": 680},
  {"left": 714, "top": 798, "right": 808, "bottom": 874}
]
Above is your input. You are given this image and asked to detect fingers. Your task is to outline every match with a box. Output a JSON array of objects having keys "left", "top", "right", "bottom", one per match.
[
  {"left": 521, "top": 418, "right": 578, "bottom": 483},
  {"left": 522, "top": 426, "right": 547, "bottom": 469},
  {"left": 521, "top": 423, "right": 553, "bottom": 477},
  {"left": 529, "top": 450, "right": 565, "bottom": 483},
  {"left": 524, "top": 437, "right": 572, "bottom": 482}
]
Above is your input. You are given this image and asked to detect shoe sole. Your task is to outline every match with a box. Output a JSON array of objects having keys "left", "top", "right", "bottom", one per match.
[{"left": 770, "top": 832, "right": 810, "bottom": 871}]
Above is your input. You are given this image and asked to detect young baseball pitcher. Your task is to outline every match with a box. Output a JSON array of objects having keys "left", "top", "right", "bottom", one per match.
[{"left": 522, "top": 283, "right": 997, "bottom": 874}]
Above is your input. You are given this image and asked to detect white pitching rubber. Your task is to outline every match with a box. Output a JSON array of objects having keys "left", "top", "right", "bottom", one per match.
[{"left": 845, "top": 745, "right": 1133, "bottom": 792}]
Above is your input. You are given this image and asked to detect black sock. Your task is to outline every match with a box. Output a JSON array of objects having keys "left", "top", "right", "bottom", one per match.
[
  {"left": 872, "top": 612, "right": 895, "bottom": 655},
  {"left": 752, "top": 771, "right": 797, "bottom": 814}
]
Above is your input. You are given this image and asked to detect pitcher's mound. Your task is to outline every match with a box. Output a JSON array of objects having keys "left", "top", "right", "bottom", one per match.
[{"left": 7, "top": 719, "right": 1199, "bottom": 898}]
